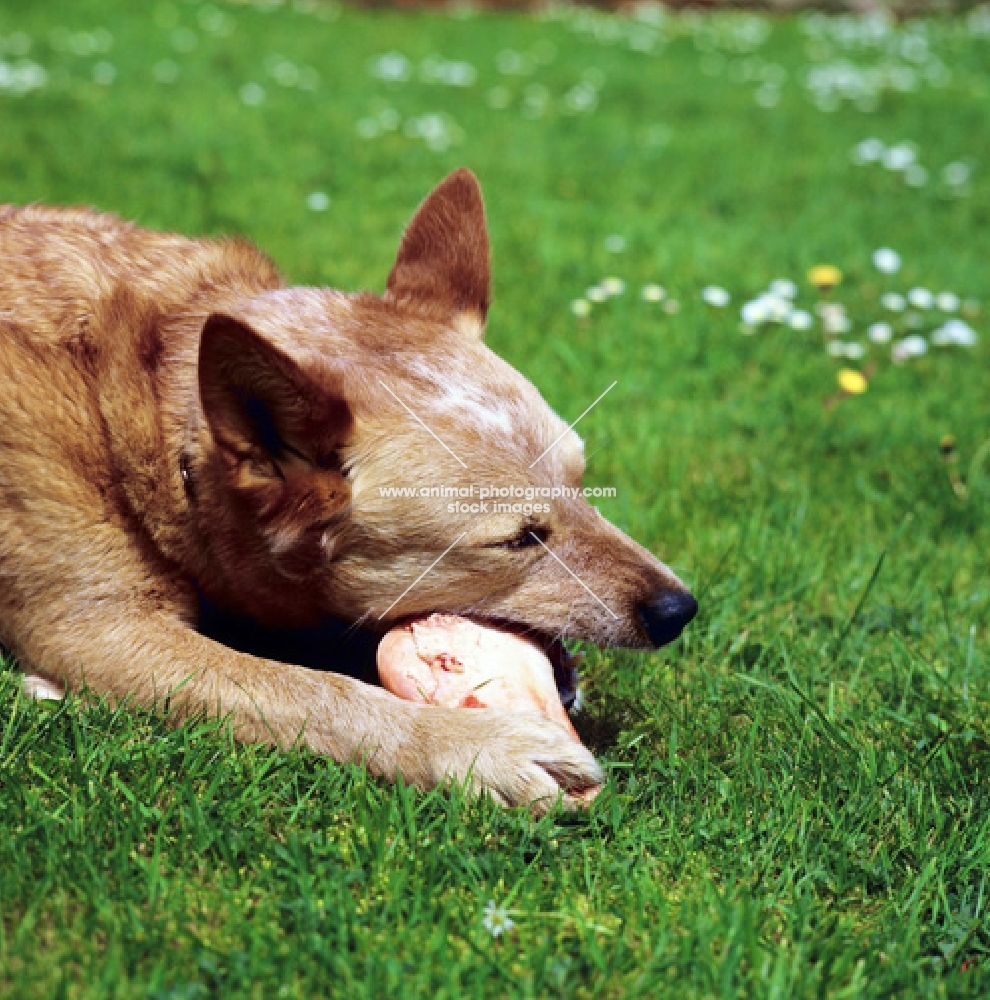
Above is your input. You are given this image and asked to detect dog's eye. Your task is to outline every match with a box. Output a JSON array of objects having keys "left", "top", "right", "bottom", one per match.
[{"left": 503, "top": 525, "right": 550, "bottom": 550}]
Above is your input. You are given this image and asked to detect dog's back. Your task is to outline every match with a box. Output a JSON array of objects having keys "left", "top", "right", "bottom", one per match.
[{"left": 0, "top": 204, "right": 281, "bottom": 343}]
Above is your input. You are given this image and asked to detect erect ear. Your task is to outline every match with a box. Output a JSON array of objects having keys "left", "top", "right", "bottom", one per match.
[
  {"left": 198, "top": 312, "right": 353, "bottom": 483},
  {"left": 384, "top": 168, "right": 491, "bottom": 339}
]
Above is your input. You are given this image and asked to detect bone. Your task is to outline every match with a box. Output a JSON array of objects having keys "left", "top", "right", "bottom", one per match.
[{"left": 378, "top": 614, "right": 580, "bottom": 737}]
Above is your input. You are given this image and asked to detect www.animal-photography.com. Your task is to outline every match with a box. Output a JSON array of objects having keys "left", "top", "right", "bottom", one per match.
[{"left": 0, "top": 0, "right": 987, "bottom": 996}]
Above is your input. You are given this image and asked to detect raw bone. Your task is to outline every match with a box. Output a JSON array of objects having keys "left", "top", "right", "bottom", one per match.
[{"left": 377, "top": 613, "right": 579, "bottom": 738}]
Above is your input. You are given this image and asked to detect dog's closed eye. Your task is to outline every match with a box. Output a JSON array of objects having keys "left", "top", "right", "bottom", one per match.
[{"left": 499, "top": 525, "right": 550, "bottom": 550}]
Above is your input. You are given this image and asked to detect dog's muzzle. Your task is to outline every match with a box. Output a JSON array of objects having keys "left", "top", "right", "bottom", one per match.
[{"left": 638, "top": 591, "right": 698, "bottom": 647}]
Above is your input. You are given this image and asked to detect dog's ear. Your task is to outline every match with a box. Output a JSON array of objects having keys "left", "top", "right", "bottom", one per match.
[
  {"left": 198, "top": 312, "right": 353, "bottom": 482},
  {"left": 384, "top": 168, "right": 490, "bottom": 339}
]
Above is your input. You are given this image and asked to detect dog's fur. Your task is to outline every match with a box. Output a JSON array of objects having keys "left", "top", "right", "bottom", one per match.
[{"left": 0, "top": 170, "right": 691, "bottom": 810}]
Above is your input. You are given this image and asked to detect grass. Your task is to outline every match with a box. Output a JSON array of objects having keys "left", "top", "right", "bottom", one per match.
[{"left": 1, "top": 1, "right": 989, "bottom": 996}]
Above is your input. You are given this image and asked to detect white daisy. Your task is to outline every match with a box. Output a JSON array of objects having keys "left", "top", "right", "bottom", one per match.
[
  {"left": 827, "top": 341, "right": 865, "bottom": 359},
  {"left": 601, "top": 277, "right": 626, "bottom": 297},
  {"left": 769, "top": 279, "right": 798, "bottom": 299},
  {"left": 936, "top": 292, "right": 960, "bottom": 312},
  {"left": 640, "top": 283, "right": 666, "bottom": 303},
  {"left": 439, "top": 60, "right": 477, "bottom": 88},
  {"left": 701, "top": 285, "right": 730, "bottom": 307},
  {"left": 942, "top": 162, "right": 971, "bottom": 186},
  {"left": 867, "top": 322, "right": 893, "bottom": 343},
  {"left": 93, "top": 61, "right": 116, "bottom": 86},
  {"left": 788, "top": 309, "right": 813, "bottom": 330},
  {"left": 818, "top": 302, "right": 851, "bottom": 335},
  {"left": 369, "top": 51, "right": 412, "bottom": 82},
  {"left": 907, "top": 287, "right": 935, "bottom": 310},
  {"left": 881, "top": 292, "right": 907, "bottom": 312},
  {"left": 851, "top": 137, "right": 885, "bottom": 164},
  {"left": 891, "top": 335, "right": 928, "bottom": 363},
  {"left": 740, "top": 299, "right": 769, "bottom": 325},
  {"left": 356, "top": 117, "right": 380, "bottom": 139},
  {"left": 755, "top": 84, "right": 779, "bottom": 108},
  {"left": 570, "top": 299, "right": 592, "bottom": 318},
  {"left": 872, "top": 248, "right": 901, "bottom": 274},
  {"left": 563, "top": 81, "right": 598, "bottom": 114},
  {"left": 306, "top": 191, "right": 330, "bottom": 212},
  {"left": 931, "top": 319, "right": 978, "bottom": 347},
  {"left": 171, "top": 28, "right": 198, "bottom": 53},
  {"left": 239, "top": 82, "right": 266, "bottom": 106},
  {"left": 586, "top": 286, "right": 607, "bottom": 303},
  {"left": 764, "top": 294, "right": 793, "bottom": 324},
  {"left": 882, "top": 144, "right": 916, "bottom": 171},
  {"left": 496, "top": 49, "right": 532, "bottom": 76},
  {"left": 482, "top": 900, "right": 515, "bottom": 938}
]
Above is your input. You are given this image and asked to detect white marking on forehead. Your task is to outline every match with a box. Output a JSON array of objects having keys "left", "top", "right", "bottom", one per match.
[
  {"left": 436, "top": 385, "right": 514, "bottom": 435},
  {"left": 402, "top": 357, "right": 517, "bottom": 437}
]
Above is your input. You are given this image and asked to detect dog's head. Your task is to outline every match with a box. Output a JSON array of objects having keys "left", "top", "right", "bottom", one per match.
[{"left": 193, "top": 169, "right": 696, "bottom": 651}]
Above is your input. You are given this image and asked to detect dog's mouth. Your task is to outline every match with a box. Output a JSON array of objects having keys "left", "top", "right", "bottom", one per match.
[
  {"left": 546, "top": 634, "right": 583, "bottom": 711},
  {"left": 502, "top": 624, "right": 583, "bottom": 711}
]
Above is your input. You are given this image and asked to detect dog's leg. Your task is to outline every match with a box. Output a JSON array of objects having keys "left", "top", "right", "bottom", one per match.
[{"left": 11, "top": 591, "right": 602, "bottom": 812}]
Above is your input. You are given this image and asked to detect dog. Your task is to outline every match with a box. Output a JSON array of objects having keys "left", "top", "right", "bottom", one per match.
[{"left": 0, "top": 169, "right": 697, "bottom": 811}]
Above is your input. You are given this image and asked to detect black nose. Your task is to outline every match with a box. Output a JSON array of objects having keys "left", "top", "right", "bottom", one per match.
[{"left": 638, "top": 591, "right": 698, "bottom": 647}]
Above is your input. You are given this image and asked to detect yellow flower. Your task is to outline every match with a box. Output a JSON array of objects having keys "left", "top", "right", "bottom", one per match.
[
  {"left": 838, "top": 368, "right": 868, "bottom": 394},
  {"left": 808, "top": 264, "right": 842, "bottom": 292}
]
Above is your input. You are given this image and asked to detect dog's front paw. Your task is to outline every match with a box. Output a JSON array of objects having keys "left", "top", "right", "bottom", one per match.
[
  {"left": 21, "top": 673, "right": 65, "bottom": 701},
  {"left": 407, "top": 706, "right": 603, "bottom": 814}
]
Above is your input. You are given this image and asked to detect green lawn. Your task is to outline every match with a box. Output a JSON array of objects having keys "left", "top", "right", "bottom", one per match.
[{"left": 1, "top": 2, "right": 989, "bottom": 996}]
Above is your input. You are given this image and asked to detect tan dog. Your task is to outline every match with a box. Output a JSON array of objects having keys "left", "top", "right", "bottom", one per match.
[{"left": 0, "top": 170, "right": 696, "bottom": 811}]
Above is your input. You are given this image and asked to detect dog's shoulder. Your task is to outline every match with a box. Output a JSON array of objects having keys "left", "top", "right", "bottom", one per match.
[
  {"left": 0, "top": 200, "right": 130, "bottom": 231},
  {"left": 0, "top": 202, "right": 281, "bottom": 289},
  {"left": 0, "top": 205, "right": 283, "bottom": 348}
]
